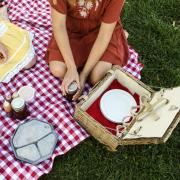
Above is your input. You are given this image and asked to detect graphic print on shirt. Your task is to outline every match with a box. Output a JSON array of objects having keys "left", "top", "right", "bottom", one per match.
[{"left": 77, "top": 0, "right": 102, "bottom": 18}]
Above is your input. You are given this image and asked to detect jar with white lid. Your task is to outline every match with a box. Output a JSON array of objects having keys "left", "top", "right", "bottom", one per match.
[
  {"left": 65, "top": 81, "right": 78, "bottom": 101},
  {"left": 11, "top": 97, "right": 28, "bottom": 120}
]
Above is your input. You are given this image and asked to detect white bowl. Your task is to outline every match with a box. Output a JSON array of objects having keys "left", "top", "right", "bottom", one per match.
[{"left": 18, "top": 86, "right": 35, "bottom": 103}]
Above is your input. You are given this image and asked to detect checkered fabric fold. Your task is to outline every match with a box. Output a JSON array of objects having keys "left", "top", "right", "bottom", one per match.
[{"left": 0, "top": 0, "right": 143, "bottom": 179}]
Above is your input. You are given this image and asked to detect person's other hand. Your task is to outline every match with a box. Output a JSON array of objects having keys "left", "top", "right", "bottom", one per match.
[
  {"left": 61, "top": 67, "right": 80, "bottom": 96},
  {"left": 73, "top": 71, "right": 88, "bottom": 101},
  {"left": 124, "top": 29, "right": 129, "bottom": 39}
]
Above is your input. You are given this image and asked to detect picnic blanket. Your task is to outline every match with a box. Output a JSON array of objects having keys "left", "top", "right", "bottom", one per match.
[{"left": 0, "top": 0, "right": 143, "bottom": 179}]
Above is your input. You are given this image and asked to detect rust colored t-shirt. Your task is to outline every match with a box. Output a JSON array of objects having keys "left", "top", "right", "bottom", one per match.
[{"left": 46, "top": 0, "right": 129, "bottom": 67}]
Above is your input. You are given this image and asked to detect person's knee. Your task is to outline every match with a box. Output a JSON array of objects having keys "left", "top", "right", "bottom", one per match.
[
  {"left": 49, "top": 61, "right": 66, "bottom": 79},
  {"left": 90, "top": 72, "right": 100, "bottom": 85},
  {"left": 90, "top": 61, "right": 112, "bottom": 85}
]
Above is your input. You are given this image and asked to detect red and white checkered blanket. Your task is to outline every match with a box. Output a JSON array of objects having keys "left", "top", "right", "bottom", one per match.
[{"left": 0, "top": 0, "right": 143, "bottom": 179}]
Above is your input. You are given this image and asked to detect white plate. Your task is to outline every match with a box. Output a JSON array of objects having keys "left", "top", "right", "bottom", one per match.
[{"left": 100, "top": 89, "right": 137, "bottom": 123}]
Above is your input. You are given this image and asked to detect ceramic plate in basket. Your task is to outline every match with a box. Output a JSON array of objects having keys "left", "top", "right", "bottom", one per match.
[{"left": 100, "top": 89, "right": 137, "bottom": 123}]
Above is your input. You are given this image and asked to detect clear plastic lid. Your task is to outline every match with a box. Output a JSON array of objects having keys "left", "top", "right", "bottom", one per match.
[
  {"left": 18, "top": 86, "right": 35, "bottom": 102},
  {"left": 68, "top": 81, "right": 78, "bottom": 94},
  {"left": 11, "top": 98, "right": 25, "bottom": 111}
]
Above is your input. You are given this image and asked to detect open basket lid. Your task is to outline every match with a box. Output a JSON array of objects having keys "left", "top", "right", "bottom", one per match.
[
  {"left": 121, "top": 86, "right": 180, "bottom": 145},
  {"left": 75, "top": 66, "right": 179, "bottom": 150}
]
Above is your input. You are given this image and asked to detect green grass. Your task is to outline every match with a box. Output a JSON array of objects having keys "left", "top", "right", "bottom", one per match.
[{"left": 41, "top": 0, "right": 180, "bottom": 179}]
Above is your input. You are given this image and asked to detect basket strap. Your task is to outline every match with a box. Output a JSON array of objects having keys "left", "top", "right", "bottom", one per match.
[
  {"left": 107, "top": 69, "right": 115, "bottom": 75},
  {"left": 78, "top": 94, "right": 88, "bottom": 101}
]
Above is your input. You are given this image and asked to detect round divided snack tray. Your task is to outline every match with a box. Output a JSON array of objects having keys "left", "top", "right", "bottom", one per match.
[{"left": 11, "top": 119, "right": 58, "bottom": 165}]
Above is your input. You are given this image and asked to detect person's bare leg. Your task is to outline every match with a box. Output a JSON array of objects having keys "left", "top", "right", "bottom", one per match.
[
  {"left": 90, "top": 61, "right": 112, "bottom": 85},
  {"left": 49, "top": 60, "right": 67, "bottom": 79},
  {"left": 23, "top": 56, "right": 37, "bottom": 69}
]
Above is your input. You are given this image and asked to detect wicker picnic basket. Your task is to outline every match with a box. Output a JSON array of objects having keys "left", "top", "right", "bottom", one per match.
[{"left": 74, "top": 66, "right": 180, "bottom": 151}]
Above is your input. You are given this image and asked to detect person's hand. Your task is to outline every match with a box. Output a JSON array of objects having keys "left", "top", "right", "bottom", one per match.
[
  {"left": 73, "top": 71, "right": 88, "bottom": 101},
  {"left": 123, "top": 29, "right": 129, "bottom": 39},
  {"left": 61, "top": 67, "right": 80, "bottom": 96},
  {"left": 0, "top": 43, "right": 8, "bottom": 63}
]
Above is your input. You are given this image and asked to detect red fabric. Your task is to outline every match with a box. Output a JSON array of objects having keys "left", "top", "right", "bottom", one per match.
[
  {"left": 102, "top": 0, "right": 125, "bottom": 23},
  {"left": 46, "top": 0, "right": 129, "bottom": 67},
  {"left": 86, "top": 80, "right": 140, "bottom": 135}
]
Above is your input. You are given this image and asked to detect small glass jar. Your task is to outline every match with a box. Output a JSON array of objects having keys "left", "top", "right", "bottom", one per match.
[
  {"left": 3, "top": 95, "right": 13, "bottom": 117},
  {"left": 65, "top": 81, "right": 78, "bottom": 101},
  {"left": 12, "top": 92, "right": 19, "bottom": 99},
  {"left": 11, "top": 98, "right": 28, "bottom": 120},
  {"left": 6, "top": 95, "right": 12, "bottom": 102}
]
